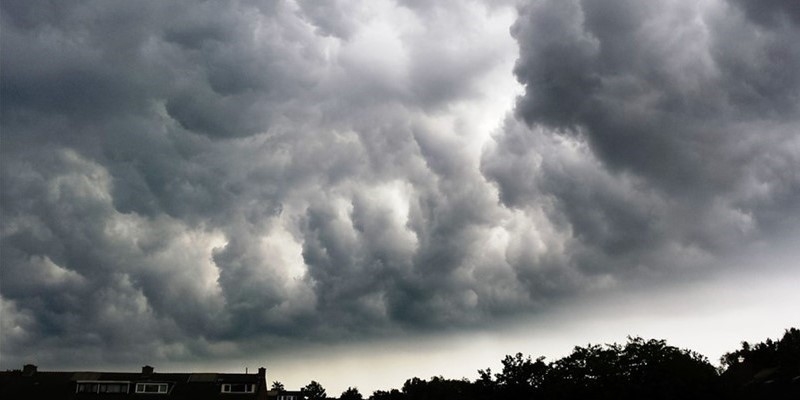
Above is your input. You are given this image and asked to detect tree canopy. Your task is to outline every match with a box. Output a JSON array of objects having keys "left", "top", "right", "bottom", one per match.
[
  {"left": 302, "top": 380, "right": 327, "bottom": 400},
  {"left": 339, "top": 387, "right": 363, "bottom": 400},
  {"left": 355, "top": 329, "right": 799, "bottom": 400},
  {"left": 720, "top": 328, "right": 800, "bottom": 399}
]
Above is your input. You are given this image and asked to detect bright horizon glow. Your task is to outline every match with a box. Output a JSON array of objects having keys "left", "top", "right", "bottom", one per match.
[{"left": 261, "top": 256, "right": 799, "bottom": 395}]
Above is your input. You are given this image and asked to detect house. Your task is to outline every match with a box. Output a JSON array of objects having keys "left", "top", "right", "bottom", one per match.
[{"left": 0, "top": 364, "right": 268, "bottom": 399}]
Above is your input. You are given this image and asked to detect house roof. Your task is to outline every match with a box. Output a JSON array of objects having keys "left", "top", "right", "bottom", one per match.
[{"left": 0, "top": 365, "right": 268, "bottom": 400}]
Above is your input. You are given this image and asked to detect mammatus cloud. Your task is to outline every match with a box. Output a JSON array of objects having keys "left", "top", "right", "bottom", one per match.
[
  {"left": 484, "top": 0, "right": 800, "bottom": 275},
  {"left": 1, "top": 0, "right": 521, "bottom": 366},
  {"left": 1, "top": 0, "right": 799, "bottom": 369}
]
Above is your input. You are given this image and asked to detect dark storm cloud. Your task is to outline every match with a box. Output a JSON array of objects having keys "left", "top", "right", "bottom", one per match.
[
  {"left": 484, "top": 0, "right": 800, "bottom": 276},
  {"left": 0, "top": 149, "right": 227, "bottom": 363},
  {"left": 1, "top": 0, "right": 317, "bottom": 140},
  {"left": 729, "top": 0, "right": 800, "bottom": 26},
  {"left": 1, "top": 0, "right": 522, "bottom": 368},
  {"left": 3, "top": 0, "right": 799, "bottom": 371}
]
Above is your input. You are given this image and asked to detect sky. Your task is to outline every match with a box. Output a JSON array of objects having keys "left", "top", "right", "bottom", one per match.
[{"left": 1, "top": 0, "right": 799, "bottom": 395}]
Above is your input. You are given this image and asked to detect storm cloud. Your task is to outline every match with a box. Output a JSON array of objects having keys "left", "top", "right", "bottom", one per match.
[
  {"left": 2, "top": 0, "right": 799, "bottom": 369},
  {"left": 484, "top": 0, "right": 800, "bottom": 275}
]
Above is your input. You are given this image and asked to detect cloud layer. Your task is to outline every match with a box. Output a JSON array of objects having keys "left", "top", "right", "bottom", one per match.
[
  {"left": 485, "top": 0, "right": 800, "bottom": 274},
  {"left": 2, "top": 0, "right": 799, "bottom": 368}
]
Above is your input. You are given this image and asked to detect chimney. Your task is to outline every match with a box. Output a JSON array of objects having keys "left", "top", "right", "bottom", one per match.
[
  {"left": 142, "top": 365, "right": 154, "bottom": 375},
  {"left": 257, "top": 367, "right": 267, "bottom": 389},
  {"left": 22, "top": 364, "right": 37, "bottom": 376}
]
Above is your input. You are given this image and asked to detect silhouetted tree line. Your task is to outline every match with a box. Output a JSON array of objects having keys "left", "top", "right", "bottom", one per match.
[{"left": 321, "top": 328, "right": 800, "bottom": 400}]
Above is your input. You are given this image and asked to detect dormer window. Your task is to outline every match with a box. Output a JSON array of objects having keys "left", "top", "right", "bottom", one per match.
[
  {"left": 99, "top": 383, "right": 130, "bottom": 393},
  {"left": 221, "top": 383, "right": 256, "bottom": 393},
  {"left": 76, "top": 381, "right": 129, "bottom": 394},
  {"left": 135, "top": 383, "right": 169, "bottom": 393}
]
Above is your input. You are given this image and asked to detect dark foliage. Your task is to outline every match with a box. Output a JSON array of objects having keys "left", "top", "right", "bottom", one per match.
[
  {"left": 401, "top": 376, "right": 475, "bottom": 400},
  {"left": 540, "top": 337, "right": 718, "bottom": 400},
  {"left": 364, "top": 329, "right": 800, "bottom": 400},
  {"left": 302, "top": 380, "right": 327, "bottom": 400},
  {"left": 369, "top": 389, "right": 403, "bottom": 400},
  {"left": 339, "top": 387, "right": 363, "bottom": 400},
  {"left": 720, "top": 328, "right": 800, "bottom": 399}
]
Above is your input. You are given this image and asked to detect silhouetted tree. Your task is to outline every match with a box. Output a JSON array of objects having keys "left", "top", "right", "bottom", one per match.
[
  {"left": 541, "top": 337, "right": 718, "bottom": 400},
  {"left": 360, "top": 329, "right": 798, "bottom": 400},
  {"left": 271, "top": 381, "right": 285, "bottom": 391},
  {"left": 339, "top": 387, "right": 363, "bottom": 400},
  {"left": 401, "top": 376, "right": 475, "bottom": 400},
  {"left": 493, "top": 352, "right": 549, "bottom": 399},
  {"left": 474, "top": 368, "right": 497, "bottom": 400},
  {"left": 369, "top": 388, "right": 403, "bottom": 400},
  {"left": 543, "top": 343, "right": 623, "bottom": 399},
  {"left": 720, "top": 328, "right": 800, "bottom": 399},
  {"left": 302, "top": 380, "right": 327, "bottom": 400},
  {"left": 620, "top": 337, "right": 718, "bottom": 399}
]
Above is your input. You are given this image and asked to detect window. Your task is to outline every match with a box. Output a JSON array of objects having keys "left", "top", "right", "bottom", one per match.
[
  {"left": 76, "top": 383, "right": 99, "bottom": 393},
  {"left": 279, "top": 395, "right": 297, "bottom": 400},
  {"left": 76, "top": 381, "right": 129, "bottom": 394},
  {"left": 99, "top": 383, "right": 129, "bottom": 393},
  {"left": 135, "top": 383, "right": 169, "bottom": 393},
  {"left": 221, "top": 383, "right": 256, "bottom": 393}
]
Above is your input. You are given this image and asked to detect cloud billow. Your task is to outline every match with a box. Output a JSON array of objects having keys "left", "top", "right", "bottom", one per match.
[
  {"left": 1, "top": 0, "right": 799, "bottom": 369},
  {"left": 1, "top": 0, "right": 520, "bottom": 366},
  {"left": 484, "top": 0, "right": 800, "bottom": 274}
]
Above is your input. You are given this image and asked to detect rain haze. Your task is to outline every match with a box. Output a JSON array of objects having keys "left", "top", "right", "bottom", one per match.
[{"left": 1, "top": 0, "right": 799, "bottom": 395}]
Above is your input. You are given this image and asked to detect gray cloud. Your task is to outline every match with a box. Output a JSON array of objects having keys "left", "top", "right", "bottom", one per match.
[
  {"left": 1, "top": 0, "right": 522, "bottom": 367},
  {"left": 2, "top": 0, "right": 799, "bottom": 371},
  {"left": 729, "top": 0, "right": 800, "bottom": 26},
  {"left": 485, "top": 0, "right": 800, "bottom": 270}
]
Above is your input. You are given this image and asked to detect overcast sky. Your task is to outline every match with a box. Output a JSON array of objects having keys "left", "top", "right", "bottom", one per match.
[{"left": 2, "top": 0, "right": 799, "bottom": 395}]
